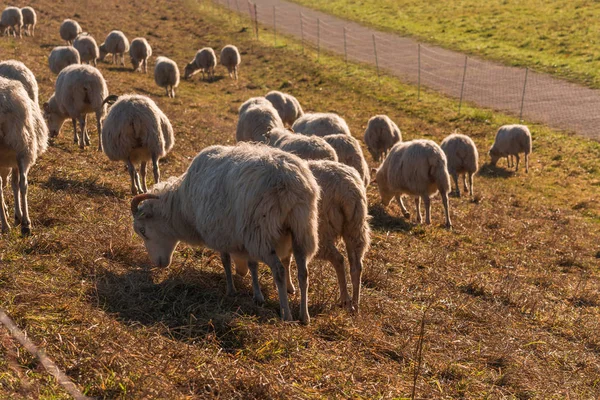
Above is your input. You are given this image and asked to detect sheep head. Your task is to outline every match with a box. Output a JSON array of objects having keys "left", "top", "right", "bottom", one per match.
[
  {"left": 488, "top": 147, "right": 501, "bottom": 166},
  {"left": 43, "top": 97, "right": 66, "bottom": 138},
  {"left": 183, "top": 63, "right": 196, "bottom": 80},
  {"left": 98, "top": 43, "right": 108, "bottom": 61}
]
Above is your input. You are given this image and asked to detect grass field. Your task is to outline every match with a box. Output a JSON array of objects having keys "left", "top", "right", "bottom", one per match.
[
  {"left": 290, "top": 0, "right": 600, "bottom": 88},
  {"left": 1, "top": 0, "right": 600, "bottom": 398}
]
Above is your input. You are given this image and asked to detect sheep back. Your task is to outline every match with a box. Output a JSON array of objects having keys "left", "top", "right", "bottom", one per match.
[
  {"left": 292, "top": 112, "right": 351, "bottom": 137},
  {"left": 130, "top": 38, "right": 152, "bottom": 66},
  {"left": 100, "top": 30, "right": 130, "bottom": 58},
  {"left": 54, "top": 64, "right": 108, "bottom": 118},
  {"left": 363, "top": 115, "right": 401, "bottom": 161},
  {"left": 220, "top": 45, "right": 240, "bottom": 69},
  {"left": 49, "top": 46, "right": 81, "bottom": 74},
  {"left": 154, "top": 56, "right": 180, "bottom": 89},
  {"left": 0, "top": 60, "right": 39, "bottom": 104},
  {"left": 490, "top": 124, "right": 532, "bottom": 157},
  {"left": 236, "top": 104, "right": 284, "bottom": 142},
  {"left": 268, "top": 128, "right": 338, "bottom": 161},
  {"left": 440, "top": 133, "right": 479, "bottom": 175},
  {"left": 322, "top": 134, "right": 370, "bottom": 186},
  {"left": 265, "top": 91, "right": 304, "bottom": 126},
  {"left": 238, "top": 97, "right": 271, "bottom": 115},
  {"left": 73, "top": 34, "right": 99, "bottom": 64},
  {"left": 59, "top": 19, "right": 82, "bottom": 42}
]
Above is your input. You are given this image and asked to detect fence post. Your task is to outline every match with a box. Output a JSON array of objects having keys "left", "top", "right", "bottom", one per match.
[
  {"left": 458, "top": 55, "right": 468, "bottom": 114},
  {"left": 417, "top": 44, "right": 421, "bottom": 101},
  {"left": 372, "top": 34, "right": 380, "bottom": 85},
  {"left": 317, "top": 18, "right": 320, "bottom": 61},
  {"left": 273, "top": 6, "right": 276, "bottom": 46},
  {"left": 343, "top": 27, "right": 348, "bottom": 72},
  {"left": 300, "top": 13, "right": 304, "bottom": 54},
  {"left": 254, "top": 3, "right": 258, "bottom": 40},
  {"left": 519, "top": 67, "right": 529, "bottom": 121}
]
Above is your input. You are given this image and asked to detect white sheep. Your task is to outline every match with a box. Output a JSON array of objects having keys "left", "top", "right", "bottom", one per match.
[
  {"left": 265, "top": 91, "right": 304, "bottom": 126},
  {"left": 20, "top": 7, "right": 36, "bottom": 37},
  {"left": 184, "top": 47, "right": 217, "bottom": 81},
  {"left": 489, "top": 124, "right": 532, "bottom": 173},
  {"left": 154, "top": 56, "right": 179, "bottom": 98},
  {"left": 73, "top": 33, "right": 99, "bottom": 67},
  {"left": 220, "top": 45, "right": 240, "bottom": 80},
  {"left": 0, "top": 7, "right": 23, "bottom": 38},
  {"left": 102, "top": 94, "right": 174, "bottom": 195},
  {"left": 99, "top": 30, "right": 130, "bottom": 66},
  {"left": 0, "top": 60, "right": 39, "bottom": 105},
  {"left": 129, "top": 37, "right": 152, "bottom": 73},
  {"left": 322, "top": 134, "right": 370, "bottom": 186},
  {"left": 238, "top": 96, "right": 272, "bottom": 115},
  {"left": 363, "top": 115, "right": 402, "bottom": 162},
  {"left": 49, "top": 46, "right": 81, "bottom": 75},
  {"left": 375, "top": 139, "right": 452, "bottom": 228},
  {"left": 265, "top": 128, "right": 338, "bottom": 161},
  {"left": 59, "top": 19, "right": 82, "bottom": 45},
  {"left": 440, "top": 133, "right": 479, "bottom": 197},
  {"left": 0, "top": 77, "right": 48, "bottom": 235},
  {"left": 292, "top": 112, "right": 351, "bottom": 137},
  {"left": 131, "top": 143, "right": 320, "bottom": 324},
  {"left": 236, "top": 103, "right": 284, "bottom": 142},
  {"left": 43, "top": 64, "right": 109, "bottom": 150}
]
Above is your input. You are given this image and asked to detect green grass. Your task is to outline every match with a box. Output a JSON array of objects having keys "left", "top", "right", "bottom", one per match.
[{"left": 290, "top": 0, "right": 600, "bottom": 88}]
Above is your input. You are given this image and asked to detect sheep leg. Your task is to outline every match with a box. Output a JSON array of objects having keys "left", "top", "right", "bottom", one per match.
[
  {"left": 0, "top": 177, "right": 10, "bottom": 233},
  {"left": 395, "top": 195, "right": 410, "bottom": 219},
  {"left": 78, "top": 117, "right": 87, "bottom": 149},
  {"left": 423, "top": 196, "right": 432, "bottom": 225},
  {"left": 121, "top": 54, "right": 125, "bottom": 67},
  {"left": 263, "top": 252, "right": 293, "bottom": 322},
  {"left": 281, "top": 255, "right": 295, "bottom": 295},
  {"left": 462, "top": 174, "right": 468, "bottom": 192},
  {"left": 525, "top": 153, "right": 529, "bottom": 173},
  {"left": 248, "top": 261, "right": 265, "bottom": 305},
  {"left": 143, "top": 59, "right": 147, "bottom": 74},
  {"left": 165, "top": 86, "right": 170, "bottom": 97},
  {"left": 140, "top": 161, "right": 148, "bottom": 193},
  {"left": 220, "top": 253, "right": 237, "bottom": 296},
  {"left": 72, "top": 118, "right": 78, "bottom": 144},
  {"left": 451, "top": 172, "right": 460, "bottom": 197},
  {"left": 126, "top": 159, "right": 141, "bottom": 195},
  {"left": 95, "top": 111, "right": 103, "bottom": 151},
  {"left": 441, "top": 191, "right": 452, "bottom": 229},
  {"left": 292, "top": 238, "right": 310, "bottom": 325},
  {"left": 515, "top": 154, "right": 520, "bottom": 171},
  {"left": 16, "top": 161, "right": 30, "bottom": 235},
  {"left": 345, "top": 241, "right": 364, "bottom": 313},
  {"left": 171, "top": 87, "right": 176, "bottom": 98},
  {"left": 235, "top": 66, "right": 238, "bottom": 80},
  {"left": 468, "top": 173, "right": 474, "bottom": 197},
  {"left": 84, "top": 115, "right": 91, "bottom": 146},
  {"left": 11, "top": 168, "right": 21, "bottom": 225},
  {"left": 323, "top": 244, "right": 352, "bottom": 311},
  {"left": 152, "top": 154, "right": 160, "bottom": 185},
  {"left": 414, "top": 197, "right": 422, "bottom": 224}
]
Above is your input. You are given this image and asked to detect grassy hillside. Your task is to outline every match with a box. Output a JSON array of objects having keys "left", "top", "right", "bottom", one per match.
[{"left": 1, "top": 0, "right": 599, "bottom": 398}]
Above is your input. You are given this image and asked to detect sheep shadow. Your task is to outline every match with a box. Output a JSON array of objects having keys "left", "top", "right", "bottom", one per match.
[
  {"left": 368, "top": 203, "right": 413, "bottom": 232},
  {"left": 42, "top": 175, "right": 124, "bottom": 198},
  {"left": 478, "top": 163, "right": 516, "bottom": 179},
  {"left": 107, "top": 66, "right": 132, "bottom": 73}
]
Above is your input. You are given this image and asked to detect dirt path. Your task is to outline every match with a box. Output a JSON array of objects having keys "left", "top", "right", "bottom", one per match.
[{"left": 220, "top": 0, "right": 600, "bottom": 140}]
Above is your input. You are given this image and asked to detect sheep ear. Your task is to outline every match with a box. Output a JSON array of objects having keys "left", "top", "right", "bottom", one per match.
[{"left": 43, "top": 102, "right": 49, "bottom": 112}]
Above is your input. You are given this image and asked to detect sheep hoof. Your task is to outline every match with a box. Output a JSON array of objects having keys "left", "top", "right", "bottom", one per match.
[
  {"left": 298, "top": 313, "right": 310, "bottom": 325},
  {"left": 20, "top": 226, "right": 31, "bottom": 236},
  {"left": 1, "top": 224, "right": 10, "bottom": 234},
  {"left": 446, "top": 223, "right": 453, "bottom": 230},
  {"left": 226, "top": 288, "right": 237, "bottom": 297},
  {"left": 402, "top": 212, "right": 411, "bottom": 219},
  {"left": 287, "top": 285, "right": 296, "bottom": 295},
  {"left": 253, "top": 293, "right": 265, "bottom": 306}
]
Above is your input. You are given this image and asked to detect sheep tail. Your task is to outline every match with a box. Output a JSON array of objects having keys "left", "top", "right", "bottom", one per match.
[
  {"left": 431, "top": 156, "right": 451, "bottom": 194},
  {"left": 341, "top": 186, "right": 371, "bottom": 259},
  {"left": 288, "top": 190, "right": 320, "bottom": 262}
]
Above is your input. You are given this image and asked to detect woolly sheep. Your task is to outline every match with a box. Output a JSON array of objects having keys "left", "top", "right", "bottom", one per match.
[
  {"left": 265, "top": 91, "right": 304, "bottom": 126},
  {"left": 238, "top": 96, "right": 271, "bottom": 115},
  {"left": 375, "top": 139, "right": 452, "bottom": 228},
  {"left": 322, "top": 134, "right": 370, "bottom": 186},
  {"left": 73, "top": 33, "right": 99, "bottom": 66},
  {"left": 154, "top": 56, "right": 179, "bottom": 98},
  {"left": 43, "top": 64, "right": 109, "bottom": 150},
  {"left": 20, "top": 7, "right": 36, "bottom": 37},
  {"left": 102, "top": 94, "right": 174, "bottom": 195},
  {"left": 0, "top": 77, "right": 48, "bottom": 235},
  {"left": 236, "top": 103, "right": 284, "bottom": 142},
  {"left": 131, "top": 143, "right": 320, "bottom": 324},
  {"left": 48, "top": 46, "right": 81, "bottom": 75},
  {"left": 99, "top": 30, "right": 130, "bottom": 66},
  {"left": 363, "top": 115, "right": 402, "bottom": 162},
  {"left": 0, "top": 7, "right": 23, "bottom": 38},
  {"left": 0, "top": 60, "right": 39, "bottom": 105},
  {"left": 220, "top": 45, "right": 240, "bottom": 80},
  {"left": 129, "top": 37, "right": 152, "bottom": 73},
  {"left": 292, "top": 112, "right": 351, "bottom": 137},
  {"left": 440, "top": 133, "right": 479, "bottom": 197},
  {"left": 489, "top": 124, "right": 532, "bottom": 173},
  {"left": 59, "top": 19, "right": 82, "bottom": 45},
  {"left": 265, "top": 128, "right": 338, "bottom": 161},
  {"left": 184, "top": 47, "right": 217, "bottom": 81}
]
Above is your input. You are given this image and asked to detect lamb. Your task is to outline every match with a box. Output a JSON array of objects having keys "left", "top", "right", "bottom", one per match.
[
  {"left": 0, "top": 77, "right": 49, "bottom": 235},
  {"left": 154, "top": 56, "right": 179, "bottom": 98},
  {"left": 184, "top": 47, "right": 217, "bottom": 81},
  {"left": 73, "top": 33, "right": 99, "bottom": 67},
  {"left": 99, "top": 30, "right": 130, "bottom": 66},
  {"left": 236, "top": 103, "right": 284, "bottom": 142},
  {"left": 59, "top": 19, "right": 82, "bottom": 45},
  {"left": 363, "top": 115, "right": 402, "bottom": 162},
  {"left": 292, "top": 112, "right": 351, "bottom": 137},
  {"left": 489, "top": 124, "right": 532, "bottom": 173},
  {"left": 265, "top": 91, "right": 304, "bottom": 126},
  {"left": 374, "top": 139, "right": 452, "bottom": 228},
  {"left": 322, "top": 134, "right": 370, "bottom": 186},
  {"left": 265, "top": 128, "right": 338, "bottom": 161},
  {"left": 440, "top": 133, "right": 479, "bottom": 197},
  {"left": 20, "top": 7, "right": 36, "bottom": 37},
  {"left": 48, "top": 46, "right": 81, "bottom": 75},
  {"left": 101, "top": 94, "right": 174, "bottom": 195},
  {"left": 43, "top": 64, "right": 109, "bottom": 150},
  {"left": 220, "top": 45, "right": 240, "bottom": 80},
  {"left": 131, "top": 143, "right": 320, "bottom": 324},
  {"left": 1, "top": 7, "right": 23, "bottom": 38},
  {"left": 0, "top": 60, "right": 39, "bottom": 105},
  {"left": 129, "top": 37, "right": 152, "bottom": 73},
  {"left": 238, "top": 96, "right": 272, "bottom": 115}
]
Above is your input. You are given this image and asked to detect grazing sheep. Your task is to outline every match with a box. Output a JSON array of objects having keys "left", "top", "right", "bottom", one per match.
[
  {"left": 265, "top": 128, "right": 338, "bottom": 161},
  {"left": 363, "top": 115, "right": 402, "bottom": 162},
  {"left": 489, "top": 124, "right": 532, "bottom": 173},
  {"left": 48, "top": 46, "right": 81, "bottom": 75},
  {"left": 184, "top": 47, "right": 217, "bottom": 81},
  {"left": 59, "top": 19, "right": 82, "bottom": 45},
  {"left": 43, "top": 64, "right": 109, "bottom": 150},
  {"left": 131, "top": 143, "right": 320, "bottom": 324},
  {"left": 292, "top": 112, "right": 351, "bottom": 137},
  {"left": 238, "top": 96, "right": 271, "bottom": 115},
  {"left": 236, "top": 103, "right": 284, "bottom": 142},
  {"left": 375, "top": 139, "right": 452, "bottom": 228},
  {"left": 0, "top": 60, "right": 39, "bottom": 105},
  {"left": 99, "top": 30, "right": 130, "bottom": 66},
  {"left": 440, "top": 133, "right": 479, "bottom": 197},
  {"left": 322, "top": 134, "right": 370, "bottom": 186},
  {"left": 154, "top": 56, "right": 179, "bottom": 98},
  {"left": 20, "top": 7, "right": 36, "bottom": 37},
  {"left": 129, "top": 37, "right": 152, "bottom": 73},
  {"left": 220, "top": 45, "right": 240, "bottom": 80},
  {"left": 73, "top": 33, "right": 99, "bottom": 67},
  {"left": 102, "top": 94, "right": 174, "bottom": 195},
  {"left": 1, "top": 7, "right": 23, "bottom": 38},
  {"left": 0, "top": 77, "right": 48, "bottom": 235},
  {"left": 265, "top": 91, "right": 304, "bottom": 126}
]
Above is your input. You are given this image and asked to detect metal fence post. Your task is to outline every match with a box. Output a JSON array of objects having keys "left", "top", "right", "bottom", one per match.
[
  {"left": 343, "top": 27, "right": 348, "bottom": 72},
  {"left": 273, "top": 6, "right": 276, "bottom": 46},
  {"left": 317, "top": 18, "right": 320, "bottom": 61},
  {"left": 417, "top": 44, "right": 421, "bottom": 101},
  {"left": 300, "top": 13, "right": 304, "bottom": 54},
  {"left": 372, "top": 34, "right": 380, "bottom": 84},
  {"left": 520, "top": 67, "right": 529, "bottom": 121},
  {"left": 254, "top": 3, "right": 258, "bottom": 40},
  {"left": 458, "top": 55, "right": 468, "bottom": 114}
]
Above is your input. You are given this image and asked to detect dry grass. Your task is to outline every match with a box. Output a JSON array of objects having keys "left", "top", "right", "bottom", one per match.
[{"left": 0, "top": 0, "right": 599, "bottom": 398}]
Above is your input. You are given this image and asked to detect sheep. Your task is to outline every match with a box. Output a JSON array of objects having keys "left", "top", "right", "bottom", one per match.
[
  {"left": 0, "top": 60, "right": 39, "bottom": 105},
  {"left": 129, "top": 37, "right": 152, "bottom": 73},
  {"left": 236, "top": 103, "right": 284, "bottom": 142},
  {"left": 20, "top": 7, "right": 36, "bottom": 37},
  {"left": 1, "top": 7, "right": 23, "bottom": 38},
  {"left": 374, "top": 139, "right": 452, "bottom": 228},
  {"left": 440, "top": 133, "right": 479, "bottom": 197},
  {"left": 322, "top": 134, "right": 370, "bottom": 186},
  {"left": 489, "top": 124, "right": 532, "bottom": 173},
  {"left": 101, "top": 94, "right": 174, "bottom": 195},
  {"left": 292, "top": 112, "right": 351, "bottom": 137},
  {"left": 154, "top": 56, "right": 179, "bottom": 98},
  {"left": 265, "top": 128, "right": 338, "bottom": 161},
  {"left": 48, "top": 46, "right": 81, "bottom": 75},
  {"left": 131, "top": 143, "right": 320, "bottom": 324},
  {"left": 0, "top": 77, "right": 49, "bottom": 235},
  {"left": 220, "top": 45, "right": 240, "bottom": 80},
  {"left": 238, "top": 96, "right": 272, "bottom": 115},
  {"left": 265, "top": 91, "right": 304, "bottom": 126},
  {"left": 59, "top": 19, "right": 82, "bottom": 45},
  {"left": 43, "top": 64, "right": 109, "bottom": 151},
  {"left": 73, "top": 33, "right": 99, "bottom": 67},
  {"left": 184, "top": 47, "right": 217, "bottom": 81},
  {"left": 99, "top": 30, "right": 130, "bottom": 66},
  {"left": 363, "top": 115, "right": 402, "bottom": 162}
]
